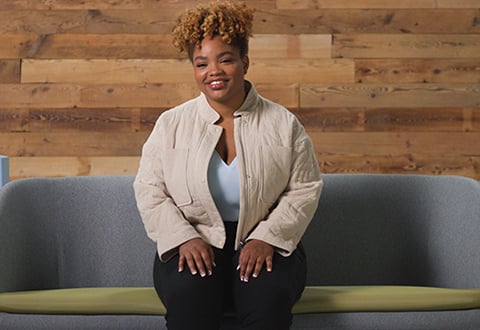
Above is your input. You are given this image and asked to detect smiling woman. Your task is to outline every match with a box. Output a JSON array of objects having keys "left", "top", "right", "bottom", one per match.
[{"left": 133, "top": 2, "right": 323, "bottom": 330}]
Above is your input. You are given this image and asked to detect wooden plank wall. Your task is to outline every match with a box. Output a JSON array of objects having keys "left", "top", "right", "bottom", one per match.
[{"left": 0, "top": 0, "right": 479, "bottom": 180}]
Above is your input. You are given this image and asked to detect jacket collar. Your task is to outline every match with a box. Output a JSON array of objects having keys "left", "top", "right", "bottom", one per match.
[{"left": 197, "top": 80, "right": 259, "bottom": 123}]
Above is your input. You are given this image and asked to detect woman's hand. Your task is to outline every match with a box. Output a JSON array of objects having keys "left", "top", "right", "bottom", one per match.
[
  {"left": 178, "top": 238, "right": 215, "bottom": 277},
  {"left": 237, "top": 239, "right": 274, "bottom": 282}
]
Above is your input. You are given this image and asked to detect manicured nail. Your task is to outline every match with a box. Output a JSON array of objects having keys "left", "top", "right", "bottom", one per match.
[
  {"left": 252, "top": 273, "right": 258, "bottom": 278},
  {"left": 236, "top": 265, "right": 240, "bottom": 271},
  {"left": 191, "top": 270, "right": 197, "bottom": 275}
]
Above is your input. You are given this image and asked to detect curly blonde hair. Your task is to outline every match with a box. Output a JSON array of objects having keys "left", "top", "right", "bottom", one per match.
[{"left": 172, "top": 1, "right": 254, "bottom": 61}]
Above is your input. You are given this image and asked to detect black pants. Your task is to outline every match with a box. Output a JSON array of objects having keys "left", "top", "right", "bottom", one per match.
[{"left": 153, "top": 222, "right": 307, "bottom": 330}]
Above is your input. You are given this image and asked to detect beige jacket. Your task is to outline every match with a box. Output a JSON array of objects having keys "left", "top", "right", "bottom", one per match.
[{"left": 134, "top": 82, "right": 323, "bottom": 261}]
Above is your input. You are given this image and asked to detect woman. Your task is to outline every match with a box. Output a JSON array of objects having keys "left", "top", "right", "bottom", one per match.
[{"left": 133, "top": 2, "right": 323, "bottom": 329}]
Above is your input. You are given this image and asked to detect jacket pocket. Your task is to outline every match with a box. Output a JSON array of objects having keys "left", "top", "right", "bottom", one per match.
[
  {"left": 259, "top": 146, "right": 292, "bottom": 204},
  {"left": 162, "top": 148, "right": 192, "bottom": 207}
]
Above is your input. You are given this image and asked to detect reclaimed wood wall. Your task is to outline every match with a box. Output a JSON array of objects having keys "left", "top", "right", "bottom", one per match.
[{"left": 1, "top": 0, "right": 479, "bottom": 180}]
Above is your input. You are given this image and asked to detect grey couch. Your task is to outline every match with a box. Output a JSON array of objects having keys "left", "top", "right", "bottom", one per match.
[{"left": 1, "top": 174, "right": 480, "bottom": 329}]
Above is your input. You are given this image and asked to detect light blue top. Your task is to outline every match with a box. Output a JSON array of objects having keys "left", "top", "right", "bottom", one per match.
[{"left": 207, "top": 151, "right": 240, "bottom": 222}]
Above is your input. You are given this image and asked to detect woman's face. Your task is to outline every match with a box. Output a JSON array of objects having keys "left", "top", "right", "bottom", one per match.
[{"left": 192, "top": 35, "right": 249, "bottom": 112}]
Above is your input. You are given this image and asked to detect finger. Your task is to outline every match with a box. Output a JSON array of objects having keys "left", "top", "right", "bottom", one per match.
[
  {"left": 185, "top": 253, "right": 198, "bottom": 275},
  {"left": 265, "top": 255, "right": 273, "bottom": 272},
  {"left": 178, "top": 254, "right": 185, "bottom": 272},
  {"left": 193, "top": 253, "right": 207, "bottom": 277},
  {"left": 206, "top": 247, "right": 215, "bottom": 275},
  {"left": 241, "top": 256, "right": 257, "bottom": 282},
  {"left": 199, "top": 249, "right": 214, "bottom": 277},
  {"left": 252, "top": 257, "right": 265, "bottom": 278}
]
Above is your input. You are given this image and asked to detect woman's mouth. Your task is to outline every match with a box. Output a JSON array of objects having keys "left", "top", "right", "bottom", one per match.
[{"left": 208, "top": 80, "right": 226, "bottom": 90}]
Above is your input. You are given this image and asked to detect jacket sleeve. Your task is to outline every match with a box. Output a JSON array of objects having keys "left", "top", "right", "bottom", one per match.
[
  {"left": 247, "top": 121, "right": 323, "bottom": 256},
  {"left": 133, "top": 119, "right": 201, "bottom": 262}
]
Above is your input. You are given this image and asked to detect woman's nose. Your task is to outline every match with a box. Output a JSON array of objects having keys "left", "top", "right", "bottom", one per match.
[{"left": 209, "top": 63, "right": 223, "bottom": 76}]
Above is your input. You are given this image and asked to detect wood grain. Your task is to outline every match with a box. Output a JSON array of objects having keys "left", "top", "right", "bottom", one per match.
[
  {"left": 1, "top": 1, "right": 479, "bottom": 181},
  {"left": 254, "top": 9, "right": 480, "bottom": 34},
  {"left": 0, "top": 0, "right": 275, "bottom": 10},
  {"left": 2, "top": 9, "right": 479, "bottom": 34},
  {"left": 277, "top": 0, "right": 480, "bottom": 9},
  {"left": 355, "top": 59, "right": 480, "bottom": 83},
  {"left": 21, "top": 59, "right": 353, "bottom": 84},
  {"left": 334, "top": 34, "right": 480, "bottom": 59},
  {"left": 309, "top": 131, "right": 480, "bottom": 156},
  {"left": 294, "top": 107, "right": 474, "bottom": 132},
  {"left": 0, "top": 60, "right": 20, "bottom": 83},
  {"left": 300, "top": 84, "right": 480, "bottom": 108},
  {"left": 9, "top": 156, "right": 140, "bottom": 179},
  {"left": 0, "top": 132, "right": 148, "bottom": 156}
]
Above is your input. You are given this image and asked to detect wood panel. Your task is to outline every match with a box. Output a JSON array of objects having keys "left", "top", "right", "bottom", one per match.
[
  {"left": 9, "top": 156, "right": 140, "bottom": 180},
  {"left": 317, "top": 154, "right": 480, "bottom": 177},
  {"left": 0, "top": 60, "right": 20, "bottom": 83},
  {"left": 0, "top": 0, "right": 275, "bottom": 10},
  {"left": 310, "top": 132, "right": 480, "bottom": 156},
  {"left": 0, "top": 34, "right": 331, "bottom": 60},
  {"left": 277, "top": 0, "right": 480, "bottom": 9},
  {"left": 0, "top": 34, "right": 178, "bottom": 59},
  {"left": 254, "top": 9, "right": 480, "bottom": 34},
  {"left": 294, "top": 107, "right": 476, "bottom": 132},
  {"left": 2, "top": 9, "right": 479, "bottom": 35},
  {"left": 355, "top": 59, "right": 480, "bottom": 83},
  {"left": 21, "top": 59, "right": 353, "bottom": 84},
  {"left": 0, "top": 83, "right": 299, "bottom": 109},
  {"left": 334, "top": 34, "right": 480, "bottom": 58},
  {"left": 300, "top": 84, "right": 480, "bottom": 108},
  {"left": 1, "top": 0, "right": 479, "bottom": 181},
  {"left": 0, "top": 132, "right": 148, "bottom": 156}
]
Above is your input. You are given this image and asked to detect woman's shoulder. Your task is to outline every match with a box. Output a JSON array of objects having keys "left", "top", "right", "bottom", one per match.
[{"left": 156, "top": 96, "right": 200, "bottom": 125}]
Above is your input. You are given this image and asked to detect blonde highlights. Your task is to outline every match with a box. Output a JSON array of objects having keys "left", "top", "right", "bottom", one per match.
[{"left": 172, "top": 1, "right": 254, "bottom": 60}]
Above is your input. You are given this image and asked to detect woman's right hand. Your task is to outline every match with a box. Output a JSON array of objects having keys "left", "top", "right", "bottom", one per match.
[{"left": 178, "top": 238, "right": 215, "bottom": 277}]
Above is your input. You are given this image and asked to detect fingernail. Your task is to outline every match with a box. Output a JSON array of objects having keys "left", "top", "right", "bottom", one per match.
[
  {"left": 201, "top": 272, "right": 206, "bottom": 277},
  {"left": 252, "top": 273, "right": 258, "bottom": 278},
  {"left": 191, "top": 270, "right": 197, "bottom": 275},
  {"left": 236, "top": 265, "right": 240, "bottom": 271},
  {"left": 208, "top": 270, "right": 212, "bottom": 276}
]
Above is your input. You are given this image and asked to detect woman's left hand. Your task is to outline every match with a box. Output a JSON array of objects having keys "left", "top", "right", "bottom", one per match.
[{"left": 237, "top": 239, "right": 274, "bottom": 282}]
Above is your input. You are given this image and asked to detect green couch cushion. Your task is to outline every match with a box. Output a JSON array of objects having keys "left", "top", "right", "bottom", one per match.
[{"left": 1, "top": 286, "right": 479, "bottom": 315}]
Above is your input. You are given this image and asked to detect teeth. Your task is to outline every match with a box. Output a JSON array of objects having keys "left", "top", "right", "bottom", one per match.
[{"left": 210, "top": 81, "right": 222, "bottom": 86}]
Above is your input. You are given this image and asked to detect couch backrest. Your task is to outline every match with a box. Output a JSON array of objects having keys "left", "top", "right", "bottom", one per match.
[
  {"left": 303, "top": 174, "right": 480, "bottom": 289},
  {"left": 0, "top": 176, "right": 154, "bottom": 291},
  {"left": 1, "top": 174, "right": 480, "bottom": 292}
]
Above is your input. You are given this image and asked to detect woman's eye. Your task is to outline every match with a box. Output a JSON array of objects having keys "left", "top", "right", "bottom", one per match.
[
  {"left": 221, "top": 58, "right": 232, "bottom": 63},
  {"left": 195, "top": 63, "right": 207, "bottom": 68}
]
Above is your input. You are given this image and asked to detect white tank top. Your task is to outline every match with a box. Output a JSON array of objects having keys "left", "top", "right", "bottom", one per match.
[{"left": 207, "top": 151, "right": 240, "bottom": 222}]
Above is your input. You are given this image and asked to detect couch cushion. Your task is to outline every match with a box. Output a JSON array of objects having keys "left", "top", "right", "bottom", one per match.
[
  {"left": 1, "top": 286, "right": 479, "bottom": 315},
  {"left": 294, "top": 286, "right": 480, "bottom": 313},
  {"left": 0, "top": 287, "right": 165, "bottom": 315}
]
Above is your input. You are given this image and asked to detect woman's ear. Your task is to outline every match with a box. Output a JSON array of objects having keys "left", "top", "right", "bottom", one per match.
[{"left": 242, "top": 55, "right": 250, "bottom": 75}]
